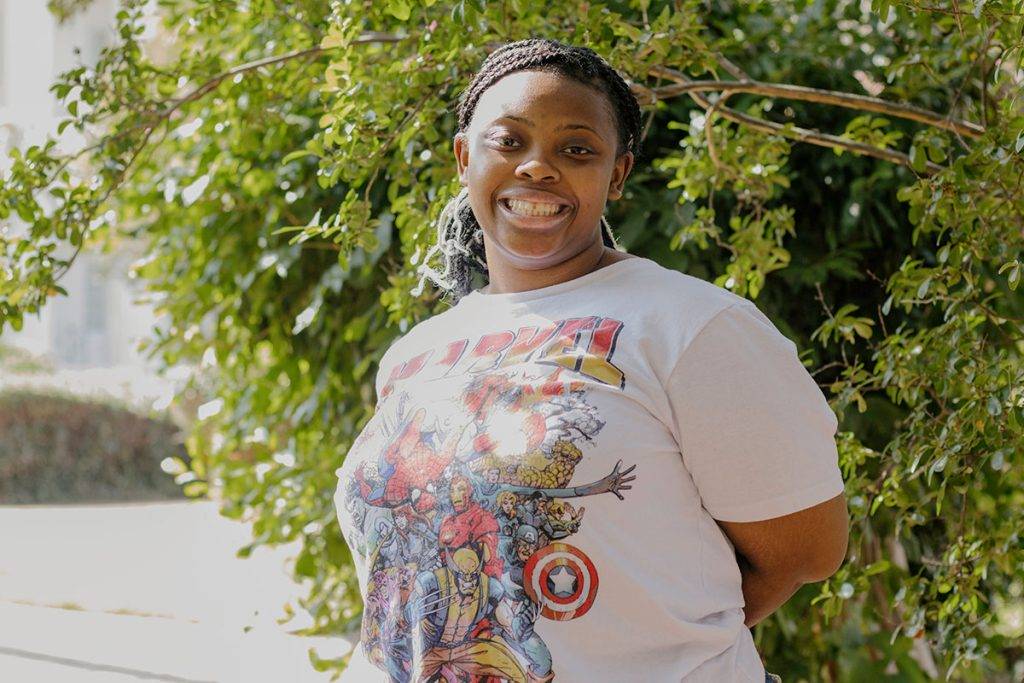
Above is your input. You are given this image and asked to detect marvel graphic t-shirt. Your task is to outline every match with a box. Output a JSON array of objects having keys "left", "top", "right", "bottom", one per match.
[{"left": 333, "top": 256, "right": 845, "bottom": 682}]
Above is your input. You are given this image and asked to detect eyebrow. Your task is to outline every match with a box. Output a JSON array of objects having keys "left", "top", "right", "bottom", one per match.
[{"left": 497, "top": 115, "right": 605, "bottom": 140}]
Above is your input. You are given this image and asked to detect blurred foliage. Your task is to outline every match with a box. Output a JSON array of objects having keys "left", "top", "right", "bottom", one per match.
[
  {"left": 1, "top": 0, "right": 1023, "bottom": 680},
  {"left": 0, "top": 389, "right": 188, "bottom": 503},
  {"left": 47, "top": 0, "right": 98, "bottom": 23},
  {"left": 0, "top": 342, "right": 53, "bottom": 374}
]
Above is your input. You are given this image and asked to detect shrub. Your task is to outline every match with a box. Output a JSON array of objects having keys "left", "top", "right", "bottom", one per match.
[{"left": 0, "top": 389, "right": 188, "bottom": 504}]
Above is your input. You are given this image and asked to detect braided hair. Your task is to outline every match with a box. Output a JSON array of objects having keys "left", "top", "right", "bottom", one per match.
[{"left": 411, "top": 38, "right": 643, "bottom": 303}]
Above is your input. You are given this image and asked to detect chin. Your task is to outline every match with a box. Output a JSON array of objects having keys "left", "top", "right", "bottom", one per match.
[
  {"left": 490, "top": 232, "right": 569, "bottom": 268},
  {"left": 501, "top": 247, "right": 571, "bottom": 270}
]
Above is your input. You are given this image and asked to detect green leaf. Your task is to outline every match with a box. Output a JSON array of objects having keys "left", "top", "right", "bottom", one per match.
[
  {"left": 864, "top": 559, "right": 891, "bottom": 576},
  {"left": 295, "top": 549, "right": 317, "bottom": 578},
  {"left": 183, "top": 481, "right": 208, "bottom": 498},
  {"left": 387, "top": 0, "right": 411, "bottom": 20},
  {"left": 282, "top": 148, "right": 318, "bottom": 164},
  {"left": 909, "top": 143, "right": 927, "bottom": 173}
]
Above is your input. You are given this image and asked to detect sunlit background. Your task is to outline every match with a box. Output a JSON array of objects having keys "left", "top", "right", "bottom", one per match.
[
  {"left": 0, "top": 1, "right": 169, "bottom": 404},
  {"left": 0, "top": 3, "right": 349, "bottom": 680}
]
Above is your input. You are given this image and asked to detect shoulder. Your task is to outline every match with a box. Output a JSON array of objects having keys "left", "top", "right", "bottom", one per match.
[
  {"left": 607, "top": 256, "right": 762, "bottom": 353},
  {"left": 620, "top": 256, "right": 752, "bottom": 311}
]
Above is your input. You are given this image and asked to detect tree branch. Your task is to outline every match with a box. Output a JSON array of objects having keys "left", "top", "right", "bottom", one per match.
[
  {"left": 645, "top": 67, "right": 985, "bottom": 139},
  {"left": 141, "top": 33, "right": 401, "bottom": 122},
  {"left": 644, "top": 66, "right": 948, "bottom": 175}
]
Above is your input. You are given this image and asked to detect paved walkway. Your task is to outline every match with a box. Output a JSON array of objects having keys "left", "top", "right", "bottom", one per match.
[{"left": 0, "top": 501, "right": 354, "bottom": 682}]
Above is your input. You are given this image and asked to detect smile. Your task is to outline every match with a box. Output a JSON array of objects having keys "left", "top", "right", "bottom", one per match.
[{"left": 500, "top": 198, "right": 570, "bottom": 217}]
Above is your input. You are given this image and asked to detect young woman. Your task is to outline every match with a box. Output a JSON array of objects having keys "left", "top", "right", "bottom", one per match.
[{"left": 334, "top": 38, "right": 848, "bottom": 683}]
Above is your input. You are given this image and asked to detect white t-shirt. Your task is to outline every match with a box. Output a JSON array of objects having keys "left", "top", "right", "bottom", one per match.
[{"left": 333, "top": 256, "right": 844, "bottom": 682}]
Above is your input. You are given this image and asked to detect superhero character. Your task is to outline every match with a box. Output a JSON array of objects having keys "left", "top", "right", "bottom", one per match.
[
  {"left": 534, "top": 391, "right": 604, "bottom": 456},
  {"left": 518, "top": 491, "right": 586, "bottom": 547},
  {"left": 475, "top": 466, "right": 504, "bottom": 508},
  {"left": 375, "top": 508, "right": 439, "bottom": 573},
  {"left": 499, "top": 524, "right": 554, "bottom": 682},
  {"left": 352, "top": 367, "right": 639, "bottom": 683},
  {"left": 340, "top": 479, "right": 370, "bottom": 553},
  {"left": 547, "top": 500, "right": 585, "bottom": 540},
  {"left": 362, "top": 567, "right": 414, "bottom": 681},
  {"left": 354, "top": 407, "right": 457, "bottom": 516},
  {"left": 518, "top": 492, "right": 549, "bottom": 531},
  {"left": 495, "top": 490, "right": 522, "bottom": 565},
  {"left": 438, "top": 474, "right": 503, "bottom": 579},
  {"left": 408, "top": 543, "right": 527, "bottom": 683}
]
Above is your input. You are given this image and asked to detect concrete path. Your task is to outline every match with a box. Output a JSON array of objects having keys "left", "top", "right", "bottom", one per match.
[{"left": 0, "top": 501, "right": 354, "bottom": 682}]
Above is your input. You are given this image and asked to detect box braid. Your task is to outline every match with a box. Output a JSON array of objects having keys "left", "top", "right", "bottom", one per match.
[{"left": 412, "top": 38, "right": 643, "bottom": 303}]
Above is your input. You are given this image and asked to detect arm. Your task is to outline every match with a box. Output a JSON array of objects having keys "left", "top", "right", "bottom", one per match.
[
  {"left": 503, "top": 459, "right": 636, "bottom": 500},
  {"left": 715, "top": 493, "right": 849, "bottom": 628}
]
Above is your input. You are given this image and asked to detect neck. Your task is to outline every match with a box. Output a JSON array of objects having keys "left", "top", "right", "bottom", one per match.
[{"left": 482, "top": 239, "right": 610, "bottom": 295}]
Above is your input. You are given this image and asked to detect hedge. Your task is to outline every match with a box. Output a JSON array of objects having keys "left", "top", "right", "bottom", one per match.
[{"left": 0, "top": 389, "right": 188, "bottom": 504}]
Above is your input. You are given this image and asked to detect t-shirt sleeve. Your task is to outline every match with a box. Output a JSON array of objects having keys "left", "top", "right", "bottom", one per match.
[{"left": 666, "top": 301, "right": 845, "bottom": 522}]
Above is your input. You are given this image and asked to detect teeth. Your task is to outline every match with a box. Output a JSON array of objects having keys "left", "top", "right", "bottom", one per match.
[{"left": 504, "top": 199, "right": 565, "bottom": 217}]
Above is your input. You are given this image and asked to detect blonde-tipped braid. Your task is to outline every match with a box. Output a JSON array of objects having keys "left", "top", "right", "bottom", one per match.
[{"left": 411, "top": 187, "right": 484, "bottom": 302}]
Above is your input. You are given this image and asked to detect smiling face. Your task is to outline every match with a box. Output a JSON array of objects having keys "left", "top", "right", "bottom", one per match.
[{"left": 454, "top": 69, "right": 634, "bottom": 273}]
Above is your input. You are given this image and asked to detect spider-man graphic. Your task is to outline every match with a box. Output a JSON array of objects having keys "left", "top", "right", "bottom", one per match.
[{"left": 354, "top": 407, "right": 454, "bottom": 515}]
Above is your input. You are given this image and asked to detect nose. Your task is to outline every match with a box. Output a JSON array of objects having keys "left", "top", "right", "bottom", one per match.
[{"left": 515, "top": 151, "right": 560, "bottom": 183}]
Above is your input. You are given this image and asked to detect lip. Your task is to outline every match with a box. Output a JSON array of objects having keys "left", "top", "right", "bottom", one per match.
[
  {"left": 495, "top": 189, "right": 575, "bottom": 230},
  {"left": 497, "top": 188, "right": 574, "bottom": 206}
]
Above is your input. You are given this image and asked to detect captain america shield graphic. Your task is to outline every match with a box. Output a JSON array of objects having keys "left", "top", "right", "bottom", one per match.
[{"left": 523, "top": 542, "right": 599, "bottom": 621}]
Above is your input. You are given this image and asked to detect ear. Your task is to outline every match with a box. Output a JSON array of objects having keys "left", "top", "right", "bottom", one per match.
[
  {"left": 607, "top": 151, "right": 635, "bottom": 201},
  {"left": 454, "top": 132, "right": 470, "bottom": 186}
]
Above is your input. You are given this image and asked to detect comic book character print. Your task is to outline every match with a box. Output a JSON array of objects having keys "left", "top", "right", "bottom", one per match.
[
  {"left": 355, "top": 406, "right": 460, "bottom": 516},
  {"left": 342, "top": 356, "right": 635, "bottom": 683}
]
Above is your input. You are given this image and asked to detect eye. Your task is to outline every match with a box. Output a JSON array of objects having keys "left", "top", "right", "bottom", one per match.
[
  {"left": 565, "top": 145, "right": 594, "bottom": 156},
  {"left": 490, "top": 134, "right": 520, "bottom": 148}
]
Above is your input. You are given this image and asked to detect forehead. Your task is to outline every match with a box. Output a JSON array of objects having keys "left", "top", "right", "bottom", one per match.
[{"left": 470, "top": 69, "right": 616, "bottom": 133}]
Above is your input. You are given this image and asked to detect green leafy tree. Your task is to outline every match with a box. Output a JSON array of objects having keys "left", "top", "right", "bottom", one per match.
[{"left": 2, "top": 1, "right": 1022, "bottom": 679}]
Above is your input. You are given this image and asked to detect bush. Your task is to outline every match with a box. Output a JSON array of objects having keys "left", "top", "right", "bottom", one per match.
[{"left": 0, "top": 389, "right": 188, "bottom": 504}]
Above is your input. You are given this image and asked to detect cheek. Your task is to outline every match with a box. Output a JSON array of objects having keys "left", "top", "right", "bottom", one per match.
[
  {"left": 581, "top": 165, "right": 615, "bottom": 193},
  {"left": 574, "top": 167, "right": 615, "bottom": 209},
  {"left": 465, "top": 146, "right": 506, "bottom": 181},
  {"left": 470, "top": 158, "right": 509, "bottom": 193},
  {"left": 465, "top": 158, "right": 509, "bottom": 221}
]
